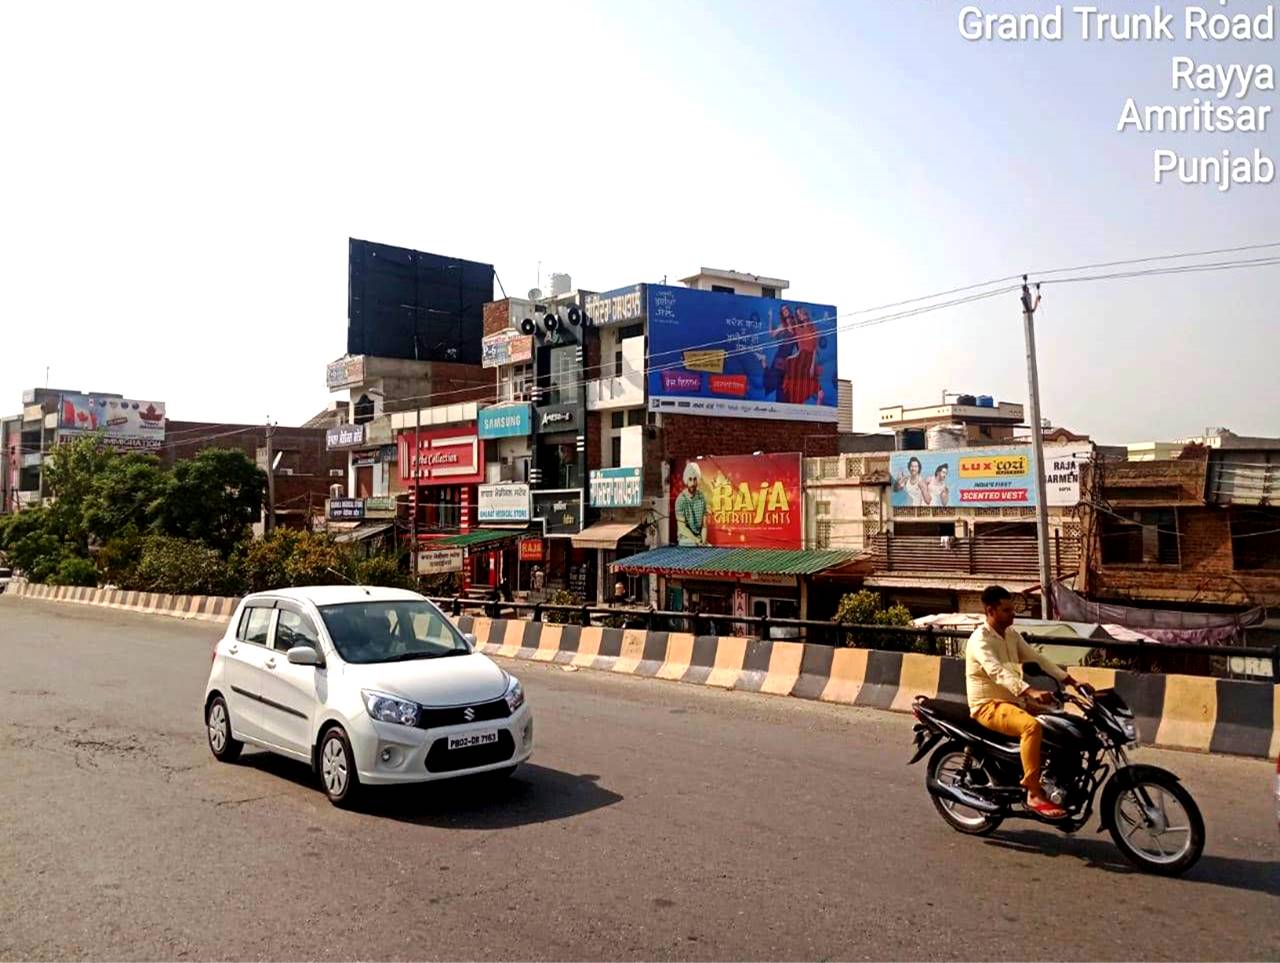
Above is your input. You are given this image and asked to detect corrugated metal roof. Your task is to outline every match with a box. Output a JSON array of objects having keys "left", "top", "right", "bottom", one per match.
[
  {"left": 612, "top": 546, "right": 864, "bottom": 577},
  {"left": 432, "top": 528, "right": 527, "bottom": 548}
]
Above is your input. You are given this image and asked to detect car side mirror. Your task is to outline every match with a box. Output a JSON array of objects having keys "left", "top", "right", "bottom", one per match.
[
  {"left": 463, "top": 633, "right": 477, "bottom": 647},
  {"left": 287, "top": 646, "right": 323, "bottom": 667}
]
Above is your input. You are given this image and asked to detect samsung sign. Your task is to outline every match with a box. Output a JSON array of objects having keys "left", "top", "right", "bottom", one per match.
[
  {"left": 478, "top": 403, "right": 531, "bottom": 439},
  {"left": 590, "top": 466, "right": 642, "bottom": 508}
]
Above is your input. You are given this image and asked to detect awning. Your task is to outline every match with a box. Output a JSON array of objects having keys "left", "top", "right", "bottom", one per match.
[
  {"left": 612, "top": 546, "right": 864, "bottom": 578},
  {"left": 865, "top": 574, "right": 1040, "bottom": 594},
  {"left": 334, "top": 522, "right": 394, "bottom": 544},
  {"left": 572, "top": 520, "right": 643, "bottom": 550},
  {"left": 430, "top": 528, "right": 528, "bottom": 550}
]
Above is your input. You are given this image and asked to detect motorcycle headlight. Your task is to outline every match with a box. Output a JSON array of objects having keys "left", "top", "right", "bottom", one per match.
[
  {"left": 362, "top": 690, "right": 420, "bottom": 727},
  {"left": 504, "top": 674, "right": 525, "bottom": 713},
  {"left": 1121, "top": 719, "right": 1137, "bottom": 743}
]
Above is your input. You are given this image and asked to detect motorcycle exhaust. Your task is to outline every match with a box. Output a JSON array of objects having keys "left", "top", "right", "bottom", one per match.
[{"left": 926, "top": 776, "right": 1002, "bottom": 814}]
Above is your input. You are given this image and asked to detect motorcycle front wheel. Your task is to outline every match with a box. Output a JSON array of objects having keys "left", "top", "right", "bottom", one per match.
[
  {"left": 927, "top": 743, "right": 1004, "bottom": 836},
  {"left": 1107, "top": 770, "right": 1204, "bottom": 876}
]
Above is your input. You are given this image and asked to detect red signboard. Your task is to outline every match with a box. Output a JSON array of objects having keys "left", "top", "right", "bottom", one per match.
[
  {"left": 669, "top": 452, "right": 802, "bottom": 549},
  {"left": 519, "top": 537, "right": 544, "bottom": 561},
  {"left": 398, "top": 428, "right": 484, "bottom": 485}
]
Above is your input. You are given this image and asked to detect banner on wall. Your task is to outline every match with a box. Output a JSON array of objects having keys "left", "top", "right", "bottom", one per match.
[
  {"left": 58, "top": 394, "right": 166, "bottom": 450},
  {"left": 477, "top": 483, "right": 531, "bottom": 523},
  {"left": 668, "top": 452, "right": 802, "bottom": 549}
]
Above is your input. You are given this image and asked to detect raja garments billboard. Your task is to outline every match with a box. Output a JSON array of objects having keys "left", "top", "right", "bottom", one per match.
[
  {"left": 397, "top": 427, "right": 484, "bottom": 485},
  {"left": 889, "top": 446, "right": 1084, "bottom": 509},
  {"left": 646, "top": 285, "right": 838, "bottom": 423},
  {"left": 59, "top": 394, "right": 166, "bottom": 450},
  {"left": 669, "top": 453, "right": 802, "bottom": 549}
]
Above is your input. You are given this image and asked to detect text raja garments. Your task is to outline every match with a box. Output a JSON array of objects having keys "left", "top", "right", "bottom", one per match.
[{"left": 669, "top": 452, "right": 802, "bottom": 549}]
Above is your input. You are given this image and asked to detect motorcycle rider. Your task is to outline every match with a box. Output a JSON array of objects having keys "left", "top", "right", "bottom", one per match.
[{"left": 967, "top": 585, "right": 1079, "bottom": 819}]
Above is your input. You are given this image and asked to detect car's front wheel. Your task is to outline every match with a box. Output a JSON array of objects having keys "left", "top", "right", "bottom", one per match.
[
  {"left": 206, "top": 695, "right": 243, "bottom": 762},
  {"left": 318, "top": 727, "right": 361, "bottom": 808}
]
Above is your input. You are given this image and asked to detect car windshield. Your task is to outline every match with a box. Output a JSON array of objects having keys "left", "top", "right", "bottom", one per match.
[{"left": 317, "top": 600, "right": 471, "bottom": 664}]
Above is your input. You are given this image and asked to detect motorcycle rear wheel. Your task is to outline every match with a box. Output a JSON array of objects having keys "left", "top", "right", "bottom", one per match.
[{"left": 928, "top": 743, "right": 1004, "bottom": 836}]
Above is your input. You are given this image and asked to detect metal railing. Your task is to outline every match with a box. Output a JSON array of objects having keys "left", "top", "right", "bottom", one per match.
[{"left": 426, "top": 595, "right": 1279, "bottom": 681}]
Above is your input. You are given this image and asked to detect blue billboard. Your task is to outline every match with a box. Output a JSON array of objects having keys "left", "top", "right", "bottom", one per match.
[
  {"left": 645, "top": 285, "right": 838, "bottom": 422},
  {"left": 478, "top": 403, "right": 531, "bottom": 439}
]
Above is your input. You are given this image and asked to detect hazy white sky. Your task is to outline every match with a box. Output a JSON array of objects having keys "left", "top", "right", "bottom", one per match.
[{"left": 3, "top": 1, "right": 1276, "bottom": 443}]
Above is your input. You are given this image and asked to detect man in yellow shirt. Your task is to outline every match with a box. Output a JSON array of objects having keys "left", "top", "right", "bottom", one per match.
[{"left": 966, "top": 585, "right": 1078, "bottom": 819}]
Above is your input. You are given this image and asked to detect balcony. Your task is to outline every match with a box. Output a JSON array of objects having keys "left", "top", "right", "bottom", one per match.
[
  {"left": 587, "top": 372, "right": 643, "bottom": 411},
  {"left": 869, "top": 534, "right": 1079, "bottom": 580}
]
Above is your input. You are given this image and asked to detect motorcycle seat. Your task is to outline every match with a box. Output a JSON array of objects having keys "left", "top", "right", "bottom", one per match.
[{"left": 918, "top": 697, "right": 1021, "bottom": 750}]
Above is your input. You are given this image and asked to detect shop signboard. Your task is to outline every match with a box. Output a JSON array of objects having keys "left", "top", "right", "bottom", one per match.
[
  {"left": 326, "top": 355, "right": 366, "bottom": 389},
  {"left": 668, "top": 452, "right": 802, "bottom": 549},
  {"left": 328, "top": 498, "right": 365, "bottom": 521},
  {"left": 326, "top": 423, "right": 366, "bottom": 449},
  {"left": 519, "top": 537, "right": 544, "bottom": 561},
  {"left": 364, "top": 496, "right": 397, "bottom": 518},
  {"left": 589, "top": 466, "right": 642, "bottom": 508},
  {"left": 58, "top": 394, "right": 166, "bottom": 450},
  {"left": 582, "top": 284, "right": 645, "bottom": 327},
  {"left": 416, "top": 547, "right": 464, "bottom": 575},
  {"left": 398, "top": 427, "right": 483, "bottom": 484},
  {"left": 532, "top": 488, "right": 583, "bottom": 536},
  {"left": 477, "top": 483, "right": 531, "bottom": 523},
  {"left": 646, "top": 285, "right": 838, "bottom": 423},
  {"left": 534, "top": 403, "right": 580, "bottom": 434},
  {"left": 481, "top": 330, "right": 534, "bottom": 368},
  {"left": 888, "top": 446, "right": 1083, "bottom": 509},
  {"left": 478, "top": 403, "right": 532, "bottom": 439}
]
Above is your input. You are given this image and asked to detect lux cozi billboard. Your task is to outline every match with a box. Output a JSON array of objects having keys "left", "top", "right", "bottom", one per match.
[
  {"left": 669, "top": 452, "right": 802, "bottom": 549},
  {"left": 889, "top": 446, "right": 1083, "bottom": 508}
]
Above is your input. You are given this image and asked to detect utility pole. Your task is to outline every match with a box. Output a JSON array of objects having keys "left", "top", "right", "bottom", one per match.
[
  {"left": 1021, "top": 277, "right": 1054, "bottom": 619},
  {"left": 264, "top": 420, "right": 276, "bottom": 536}
]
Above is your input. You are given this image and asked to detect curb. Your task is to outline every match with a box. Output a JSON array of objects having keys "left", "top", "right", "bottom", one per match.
[{"left": 7, "top": 584, "right": 1275, "bottom": 760}]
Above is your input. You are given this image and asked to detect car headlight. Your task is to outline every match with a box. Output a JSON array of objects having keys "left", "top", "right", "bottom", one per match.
[
  {"left": 362, "top": 690, "right": 420, "bottom": 727},
  {"left": 504, "top": 674, "right": 525, "bottom": 713}
]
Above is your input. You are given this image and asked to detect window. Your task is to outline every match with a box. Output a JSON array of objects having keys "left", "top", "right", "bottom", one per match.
[
  {"left": 500, "top": 363, "right": 533, "bottom": 402},
  {"left": 549, "top": 346, "right": 578, "bottom": 405},
  {"left": 237, "top": 606, "right": 273, "bottom": 645},
  {"left": 1100, "top": 509, "right": 1179, "bottom": 565},
  {"left": 816, "top": 520, "right": 832, "bottom": 549},
  {"left": 619, "top": 323, "right": 644, "bottom": 341},
  {"left": 711, "top": 284, "right": 735, "bottom": 294},
  {"left": 316, "top": 601, "right": 469, "bottom": 664},
  {"left": 610, "top": 435, "right": 622, "bottom": 467},
  {"left": 615, "top": 349, "right": 624, "bottom": 378},
  {"left": 274, "top": 609, "right": 320, "bottom": 652},
  {"left": 815, "top": 500, "right": 831, "bottom": 517},
  {"left": 627, "top": 409, "right": 644, "bottom": 427},
  {"left": 1230, "top": 508, "right": 1280, "bottom": 571},
  {"left": 353, "top": 395, "right": 375, "bottom": 424},
  {"left": 611, "top": 411, "right": 625, "bottom": 429},
  {"left": 761, "top": 286, "right": 777, "bottom": 299}
]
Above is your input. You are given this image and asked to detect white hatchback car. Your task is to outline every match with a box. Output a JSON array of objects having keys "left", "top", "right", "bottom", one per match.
[{"left": 203, "top": 586, "right": 532, "bottom": 806}]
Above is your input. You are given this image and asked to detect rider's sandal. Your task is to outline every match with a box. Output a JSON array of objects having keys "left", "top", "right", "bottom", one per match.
[{"left": 1027, "top": 798, "right": 1068, "bottom": 819}]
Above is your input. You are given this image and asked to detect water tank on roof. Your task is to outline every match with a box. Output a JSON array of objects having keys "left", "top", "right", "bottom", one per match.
[
  {"left": 927, "top": 424, "right": 968, "bottom": 450},
  {"left": 956, "top": 393, "right": 977, "bottom": 407},
  {"left": 900, "top": 428, "right": 926, "bottom": 451},
  {"left": 977, "top": 395, "right": 994, "bottom": 408}
]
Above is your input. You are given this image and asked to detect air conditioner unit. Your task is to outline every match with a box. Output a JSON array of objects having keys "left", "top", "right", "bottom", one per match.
[{"left": 329, "top": 469, "right": 345, "bottom": 477}]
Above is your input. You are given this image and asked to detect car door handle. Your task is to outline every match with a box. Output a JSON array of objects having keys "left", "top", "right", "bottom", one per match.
[
  {"left": 228, "top": 644, "right": 239, "bottom": 655},
  {"left": 265, "top": 658, "right": 277, "bottom": 669}
]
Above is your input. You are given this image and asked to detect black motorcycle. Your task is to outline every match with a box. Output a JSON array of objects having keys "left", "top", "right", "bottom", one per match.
[{"left": 908, "top": 679, "right": 1205, "bottom": 875}]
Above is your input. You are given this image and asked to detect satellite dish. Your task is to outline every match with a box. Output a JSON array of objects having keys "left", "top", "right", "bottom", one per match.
[
  {"left": 527, "top": 287, "right": 543, "bottom": 301},
  {"left": 520, "top": 317, "right": 537, "bottom": 335},
  {"left": 566, "top": 306, "right": 581, "bottom": 326}
]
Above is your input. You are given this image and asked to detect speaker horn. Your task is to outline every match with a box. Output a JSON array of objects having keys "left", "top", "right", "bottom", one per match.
[
  {"left": 544, "top": 313, "right": 560, "bottom": 332},
  {"left": 566, "top": 306, "right": 581, "bottom": 326},
  {"left": 519, "top": 317, "right": 537, "bottom": 335}
]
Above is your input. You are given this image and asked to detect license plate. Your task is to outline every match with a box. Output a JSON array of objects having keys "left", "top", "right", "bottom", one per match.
[{"left": 448, "top": 730, "right": 498, "bottom": 750}]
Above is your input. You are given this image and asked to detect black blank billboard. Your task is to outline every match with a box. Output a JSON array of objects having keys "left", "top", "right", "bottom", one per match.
[{"left": 347, "top": 238, "right": 494, "bottom": 365}]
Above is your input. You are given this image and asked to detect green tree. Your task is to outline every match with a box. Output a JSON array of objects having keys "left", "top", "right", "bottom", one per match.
[
  {"left": 351, "top": 553, "right": 415, "bottom": 591},
  {"left": 154, "top": 448, "right": 266, "bottom": 556},
  {"left": 83, "top": 453, "right": 169, "bottom": 544},
  {"left": 0, "top": 507, "right": 68, "bottom": 582},
  {"left": 41, "top": 436, "right": 117, "bottom": 552}
]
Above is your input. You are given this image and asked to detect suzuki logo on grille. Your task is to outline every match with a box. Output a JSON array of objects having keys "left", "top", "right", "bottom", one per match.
[{"left": 463, "top": 707, "right": 476, "bottom": 722}]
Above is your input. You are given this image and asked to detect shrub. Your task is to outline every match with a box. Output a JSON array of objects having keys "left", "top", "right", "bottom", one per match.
[
  {"left": 352, "top": 553, "right": 414, "bottom": 591},
  {"left": 49, "top": 556, "right": 99, "bottom": 587},
  {"left": 231, "top": 530, "right": 300, "bottom": 594},
  {"left": 97, "top": 536, "right": 145, "bottom": 587},
  {"left": 129, "top": 536, "right": 240, "bottom": 596},
  {"left": 834, "top": 590, "right": 923, "bottom": 652},
  {"left": 282, "top": 532, "right": 344, "bottom": 587},
  {"left": 543, "top": 588, "right": 583, "bottom": 625}
]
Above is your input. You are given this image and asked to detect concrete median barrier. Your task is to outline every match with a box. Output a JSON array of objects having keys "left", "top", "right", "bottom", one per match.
[{"left": 8, "top": 584, "right": 1276, "bottom": 759}]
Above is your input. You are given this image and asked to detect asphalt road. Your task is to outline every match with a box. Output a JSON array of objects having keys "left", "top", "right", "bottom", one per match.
[{"left": 0, "top": 596, "right": 1276, "bottom": 962}]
